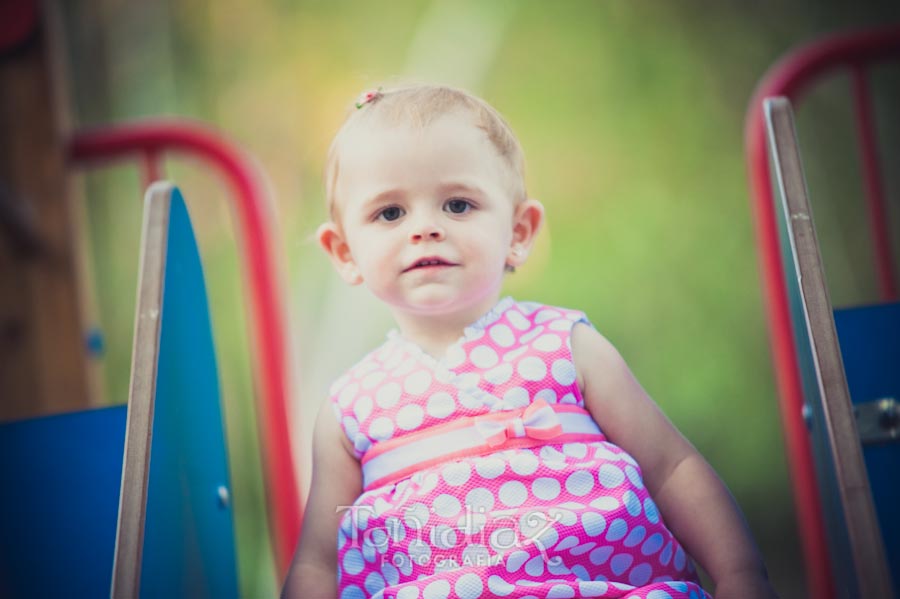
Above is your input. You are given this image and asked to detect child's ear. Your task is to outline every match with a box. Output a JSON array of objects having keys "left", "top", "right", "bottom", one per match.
[
  {"left": 507, "top": 199, "right": 545, "bottom": 268},
  {"left": 317, "top": 222, "right": 363, "bottom": 285}
]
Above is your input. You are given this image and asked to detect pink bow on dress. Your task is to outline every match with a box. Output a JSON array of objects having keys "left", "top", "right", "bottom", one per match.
[{"left": 474, "top": 399, "right": 563, "bottom": 447}]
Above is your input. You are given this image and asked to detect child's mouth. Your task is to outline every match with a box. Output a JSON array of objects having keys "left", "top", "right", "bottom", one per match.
[{"left": 403, "top": 257, "right": 457, "bottom": 272}]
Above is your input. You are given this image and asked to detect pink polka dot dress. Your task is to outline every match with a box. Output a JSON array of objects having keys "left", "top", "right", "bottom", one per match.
[{"left": 330, "top": 298, "right": 711, "bottom": 599}]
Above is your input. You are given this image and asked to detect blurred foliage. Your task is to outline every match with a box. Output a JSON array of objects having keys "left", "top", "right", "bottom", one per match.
[{"left": 58, "top": 0, "right": 899, "bottom": 596}]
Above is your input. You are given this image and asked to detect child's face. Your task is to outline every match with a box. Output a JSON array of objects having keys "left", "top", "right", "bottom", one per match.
[{"left": 320, "top": 110, "right": 540, "bottom": 321}]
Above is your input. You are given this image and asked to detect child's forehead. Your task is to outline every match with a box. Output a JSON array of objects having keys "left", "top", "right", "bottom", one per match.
[
  {"left": 342, "top": 109, "right": 483, "bottom": 145},
  {"left": 345, "top": 122, "right": 496, "bottom": 182},
  {"left": 336, "top": 114, "right": 499, "bottom": 178}
]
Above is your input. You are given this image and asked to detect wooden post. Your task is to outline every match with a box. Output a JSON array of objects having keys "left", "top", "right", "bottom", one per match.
[
  {"left": 766, "top": 97, "right": 893, "bottom": 597},
  {"left": 110, "top": 184, "right": 169, "bottom": 599},
  {"left": 0, "top": 2, "right": 90, "bottom": 419}
]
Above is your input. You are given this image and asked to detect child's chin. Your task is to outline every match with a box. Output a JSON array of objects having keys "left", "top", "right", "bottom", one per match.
[
  {"left": 405, "top": 290, "right": 498, "bottom": 316},
  {"left": 407, "top": 296, "right": 460, "bottom": 313},
  {"left": 400, "top": 290, "right": 467, "bottom": 312}
]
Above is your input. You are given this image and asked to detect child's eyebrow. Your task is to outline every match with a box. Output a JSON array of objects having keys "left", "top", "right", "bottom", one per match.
[
  {"left": 360, "top": 188, "right": 404, "bottom": 211},
  {"left": 436, "top": 181, "right": 486, "bottom": 197}
]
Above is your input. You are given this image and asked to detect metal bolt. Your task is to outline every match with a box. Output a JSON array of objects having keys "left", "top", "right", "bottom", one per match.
[
  {"left": 802, "top": 403, "right": 813, "bottom": 431},
  {"left": 217, "top": 485, "right": 230, "bottom": 509},
  {"left": 877, "top": 398, "right": 898, "bottom": 431}
]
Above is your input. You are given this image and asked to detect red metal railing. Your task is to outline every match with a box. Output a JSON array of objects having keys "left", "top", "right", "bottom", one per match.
[
  {"left": 745, "top": 25, "right": 900, "bottom": 599},
  {"left": 68, "top": 120, "right": 301, "bottom": 580}
]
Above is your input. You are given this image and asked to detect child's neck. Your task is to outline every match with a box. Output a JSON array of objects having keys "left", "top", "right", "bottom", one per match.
[{"left": 392, "top": 295, "right": 501, "bottom": 359}]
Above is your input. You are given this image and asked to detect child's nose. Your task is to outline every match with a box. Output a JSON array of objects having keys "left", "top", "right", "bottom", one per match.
[{"left": 409, "top": 222, "right": 445, "bottom": 242}]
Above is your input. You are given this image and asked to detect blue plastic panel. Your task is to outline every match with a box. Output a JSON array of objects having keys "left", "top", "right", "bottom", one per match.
[
  {"left": 834, "top": 302, "right": 900, "bottom": 595},
  {"left": 139, "top": 187, "right": 238, "bottom": 598},
  {"left": 0, "top": 405, "right": 126, "bottom": 598}
]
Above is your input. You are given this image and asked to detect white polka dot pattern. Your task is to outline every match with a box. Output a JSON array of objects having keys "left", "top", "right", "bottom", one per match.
[{"left": 329, "top": 299, "right": 707, "bottom": 598}]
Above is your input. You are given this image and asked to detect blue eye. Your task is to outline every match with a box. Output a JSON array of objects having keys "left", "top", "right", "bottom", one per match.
[
  {"left": 445, "top": 198, "right": 472, "bottom": 214},
  {"left": 377, "top": 206, "right": 404, "bottom": 222}
]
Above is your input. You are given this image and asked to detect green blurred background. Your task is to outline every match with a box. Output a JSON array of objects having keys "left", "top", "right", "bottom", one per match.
[{"left": 58, "top": 1, "right": 900, "bottom": 597}]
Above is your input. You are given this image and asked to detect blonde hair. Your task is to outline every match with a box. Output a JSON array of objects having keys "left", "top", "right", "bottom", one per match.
[{"left": 324, "top": 85, "right": 526, "bottom": 217}]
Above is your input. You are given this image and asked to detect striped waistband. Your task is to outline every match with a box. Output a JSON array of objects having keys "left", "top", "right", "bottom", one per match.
[{"left": 361, "top": 399, "right": 606, "bottom": 491}]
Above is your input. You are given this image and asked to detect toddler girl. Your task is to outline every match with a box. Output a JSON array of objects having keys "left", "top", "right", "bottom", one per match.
[{"left": 283, "top": 85, "right": 776, "bottom": 599}]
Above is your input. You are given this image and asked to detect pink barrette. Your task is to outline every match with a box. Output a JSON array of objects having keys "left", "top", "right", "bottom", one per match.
[{"left": 355, "top": 87, "right": 383, "bottom": 109}]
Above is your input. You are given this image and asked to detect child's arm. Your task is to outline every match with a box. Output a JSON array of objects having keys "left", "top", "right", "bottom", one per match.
[
  {"left": 571, "top": 325, "right": 778, "bottom": 598},
  {"left": 281, "top": 402, "right": 362, "bottom": 599}
]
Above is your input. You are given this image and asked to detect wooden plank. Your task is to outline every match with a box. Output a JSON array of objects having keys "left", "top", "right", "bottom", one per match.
[
  {"left": 765, "top": 97, "right": 893, "bottom": 597},
  {"left": 110, "top": 183, "right": 171, "bottom": 599}
]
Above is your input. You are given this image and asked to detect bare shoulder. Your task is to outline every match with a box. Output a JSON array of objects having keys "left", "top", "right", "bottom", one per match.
[
  {"left": 313, "top": 397, "right": 357, "bottom": 460},
  {"left": 570, "top": 321, "right": 630, "bottom": 399},
  {"left": 569, "top": 322, "right": 665, "bottom": 443}
]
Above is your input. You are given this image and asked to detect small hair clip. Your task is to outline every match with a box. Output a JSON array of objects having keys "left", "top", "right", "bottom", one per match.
[{"left": 355, "top": 87, "right": 383, "bottom": 109}]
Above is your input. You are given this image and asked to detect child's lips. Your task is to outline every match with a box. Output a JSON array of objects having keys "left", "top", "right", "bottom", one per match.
[{"left": 402, "top": 256, "right": 458, "bottom": 272}]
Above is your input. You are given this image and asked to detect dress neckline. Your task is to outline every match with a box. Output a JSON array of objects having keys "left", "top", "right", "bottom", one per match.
[{"left": 386, "top": 296, "right": 515, "bottom": 366}]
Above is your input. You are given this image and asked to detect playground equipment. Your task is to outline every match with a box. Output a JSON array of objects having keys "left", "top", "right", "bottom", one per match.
[
  {"left": 1, "top": 114, "right": 303, "bottom": 598},
  {"left": 746, "top": 25, "right": 900, "bottom": 598},
  {"left": 69, "top": 122, "right": 302, "bottom": 578},
  {"left": 1, "top": 5, "right": 290, "bottom": 593},
  {"left": 1, "top": 184, "right": 239, "bottom": 597}
]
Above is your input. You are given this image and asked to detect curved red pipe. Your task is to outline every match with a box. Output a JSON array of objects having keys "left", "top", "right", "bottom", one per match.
[
  {"left": 68, "top": 120, "right": 301, "bottom": 580},
  {"left": 745, "top": 24, "right": 900, "bottom": 598}
]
